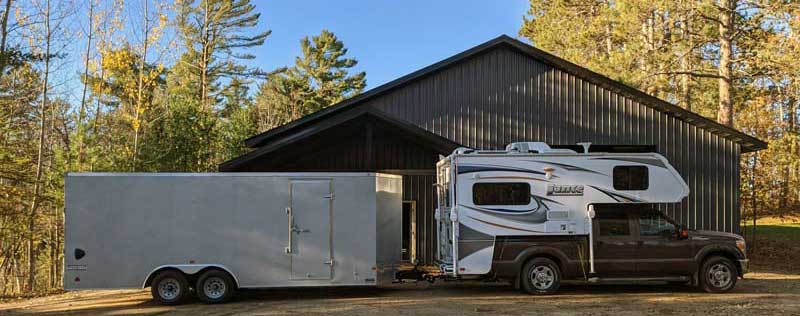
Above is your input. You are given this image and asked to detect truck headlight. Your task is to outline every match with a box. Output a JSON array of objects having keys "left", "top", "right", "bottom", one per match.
[{"left": 736, "top": 239, "right": 746, "bottom": 254}]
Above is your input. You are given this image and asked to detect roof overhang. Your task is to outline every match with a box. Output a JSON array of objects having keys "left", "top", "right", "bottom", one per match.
[{"left": 219, "top": 108, "right": 462, "bottom": 171}]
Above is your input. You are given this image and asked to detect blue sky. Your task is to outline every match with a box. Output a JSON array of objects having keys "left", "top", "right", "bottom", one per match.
[
  {"left": 44, "top": 0, "right": 530, "bottom": 102},
  {"left": 253, "top": 0, "right": 530, "bottom": 88}
]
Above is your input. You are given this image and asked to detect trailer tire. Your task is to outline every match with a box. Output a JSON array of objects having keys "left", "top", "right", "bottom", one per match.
[
  {"left": 699, "top": 256, "right": 737, "bottom": 293},
  {"left": 196, "top": 269, "right": 235, "bottom": 304},
  {"left": 150, "top": 270, "right": 190, "bottom": 305},
  {"left": 520, "top": 257, "right": 561, "bottom": 295}
]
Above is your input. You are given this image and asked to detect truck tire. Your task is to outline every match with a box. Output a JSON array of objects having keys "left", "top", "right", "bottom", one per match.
[
  {"left": 520, "top": 257, "right": 561, "bottom": 295},
  {"left": 151, "top": 270, "right": 190, "bottom": 305},
  {"left": 196, "top": 269, "right": 235, "bottom": 304},
  {"left": 699, "top": 256, "right": 738, "bottom": 293}
]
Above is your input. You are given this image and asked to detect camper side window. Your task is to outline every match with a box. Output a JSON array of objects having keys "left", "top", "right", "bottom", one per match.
[
  {"left": 472, "top": 182, "right": 531, "bottom": 205},
  {"left": 613, "top": 166, "right": 649, "bottom": 190}
]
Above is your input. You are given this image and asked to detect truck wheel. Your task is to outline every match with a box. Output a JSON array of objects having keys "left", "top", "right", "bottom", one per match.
[
  {"left": 521, "top": 257, "right": 561, "bottom": 295},
  {"left": 151, "top": 270, "right": 190, "bottom": 305},
  {"left": 196, "top": 269, "right": 235, "bottom": 304},
  {"left": 699, "top": 256, "right": 737, "bottom": 293}
]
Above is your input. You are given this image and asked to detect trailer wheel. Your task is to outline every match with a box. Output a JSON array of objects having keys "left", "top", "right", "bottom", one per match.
[
  {"left": 699, "top": 256, "right": 737, "bottom": 293},
  {"left": 150, "top": 270, "right": 190, "bottom": 305},
  {"left": 520, "top": 257, "right": 561, "bottom": 295},
  {"left": 196, "top": 269, "right": 235, "bottom": 304}
]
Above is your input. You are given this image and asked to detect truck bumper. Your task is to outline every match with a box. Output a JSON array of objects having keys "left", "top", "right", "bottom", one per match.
[{"left": 738, "top": 259, "right": 749, "bottom": 276}]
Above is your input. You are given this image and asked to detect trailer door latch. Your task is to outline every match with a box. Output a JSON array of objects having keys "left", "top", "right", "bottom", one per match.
[
  {"left": 324, "top": 194, "right": 335, "bottom": 200},
  {"left": 324, "top": 260, "right": 334, "bottom": 266}
]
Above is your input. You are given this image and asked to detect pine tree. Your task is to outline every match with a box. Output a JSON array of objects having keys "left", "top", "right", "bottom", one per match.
[
  {"left": 168, "top": 0, "right": 270, "bottom": 171},
  {"left": 174, "top": 0, "right": 270, "bottom": 110},
  {"left": 254, "top": 30, "right": 366, "bottom": 130}
]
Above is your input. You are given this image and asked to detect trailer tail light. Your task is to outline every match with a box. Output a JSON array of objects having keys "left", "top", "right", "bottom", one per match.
[
  {"left": 680, "top": 228, "right": 689, "bottom": 239},
  {"left": 74, "top": 277, "right": 80, "bottom": 283}
]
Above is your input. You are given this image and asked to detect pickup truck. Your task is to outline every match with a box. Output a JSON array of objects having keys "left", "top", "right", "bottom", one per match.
[{"left": 492, "top": 205, "right": 749, "bottom": 294}]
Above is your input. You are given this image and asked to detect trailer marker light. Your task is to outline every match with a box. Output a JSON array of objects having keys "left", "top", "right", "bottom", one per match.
[{"left": 459, "top": 267, "right": 465, "bottom": 271}]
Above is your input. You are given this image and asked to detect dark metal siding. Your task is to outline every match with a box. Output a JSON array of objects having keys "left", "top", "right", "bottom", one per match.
[
  {"left": 403, "top": 174, "right": 437, "bottom": 265},
  {"left": 366, "top": 46, "right": 741, "bottom": 233}
]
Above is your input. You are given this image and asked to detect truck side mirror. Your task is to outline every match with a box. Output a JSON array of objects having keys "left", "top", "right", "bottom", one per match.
[{"left": 677, "top": 226, "right": 689, "bottom": 239}]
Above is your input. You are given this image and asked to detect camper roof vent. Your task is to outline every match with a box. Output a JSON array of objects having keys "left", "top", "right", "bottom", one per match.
[
  {"left": 453, "top": 147, "right": 475, "bottom": 155},
  {"left": 506, "top": 142, "right": 577, "bottom": 154},
  {"left": 506, "top": 142, "right": 550, "bottom": 153}
]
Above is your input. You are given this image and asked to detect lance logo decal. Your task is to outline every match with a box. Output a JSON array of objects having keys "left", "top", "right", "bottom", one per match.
[{"left": 547, "top": 184, "right": 584, "bottom": 196}]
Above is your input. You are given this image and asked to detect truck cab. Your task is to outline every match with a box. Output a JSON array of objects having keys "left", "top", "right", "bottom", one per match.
[{"left": 590, "top": 204, "right": 748, "bottom": 290}]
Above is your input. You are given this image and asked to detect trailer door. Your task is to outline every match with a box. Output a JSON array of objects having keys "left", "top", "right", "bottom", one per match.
[{"left": 289, "top": 180, "right": 332, "bottom": 280}]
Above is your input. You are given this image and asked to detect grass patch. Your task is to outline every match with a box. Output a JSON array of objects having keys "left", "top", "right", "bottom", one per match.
[{"left": 742, "top": 216, "right": 800, "bottom": 273}]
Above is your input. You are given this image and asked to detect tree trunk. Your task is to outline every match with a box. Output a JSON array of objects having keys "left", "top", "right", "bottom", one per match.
[
  {"left": 76, "top": 0, "right": 94, "bottom": 171},
  {"left": 717, "top": 0, "right": 735, "bottom": 126},
  {"left": 132, "top": 0, "right": 149, "bottom": 171},
  {"left": 0, "top": 0, "right": 14, "bottom": 80},
  {"left": 28, "top": 0, "right": 51, "bottom": 293},
  {"left": 679, "top": 3, "right": 692, "bottom": 111}
]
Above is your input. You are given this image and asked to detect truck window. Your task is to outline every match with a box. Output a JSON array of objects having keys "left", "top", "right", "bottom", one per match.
[
  {"left": 638, "top": 211, "right": 676, "bottom": 237},
  {"left": 597, "top": 211, "right": 630, "bottom": 237},
  {"left": 472, "top": 182, "right": 530, "bottom": 205},
  {"left": 613, "top": 165, "right": 649, "bottom": 190}
]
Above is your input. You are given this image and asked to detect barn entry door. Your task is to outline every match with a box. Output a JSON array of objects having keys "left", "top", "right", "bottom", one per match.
[{"left": 289, "top": 180, "right": 332, "bottom": 280}]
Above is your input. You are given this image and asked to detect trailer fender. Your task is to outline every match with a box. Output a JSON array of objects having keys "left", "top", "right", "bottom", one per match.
[{"left": 142, "top": 264, "right": 240, "bottom": 289}]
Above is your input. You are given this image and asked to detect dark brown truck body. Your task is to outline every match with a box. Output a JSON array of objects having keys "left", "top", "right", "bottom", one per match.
[{"left": 491, "top": 207, "right": 748, "bottom": 283}]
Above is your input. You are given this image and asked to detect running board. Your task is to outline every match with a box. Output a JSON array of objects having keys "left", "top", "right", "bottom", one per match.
[{"left": 586, "top": 276, "right": 689, "bottom": 283}]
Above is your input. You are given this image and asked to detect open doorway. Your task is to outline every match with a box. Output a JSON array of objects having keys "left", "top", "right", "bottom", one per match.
[{"left": 402, "top": 201, "right": 417, "bottom": 263}]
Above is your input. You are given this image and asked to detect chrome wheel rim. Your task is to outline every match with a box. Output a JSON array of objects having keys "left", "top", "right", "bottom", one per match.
[
  {"left": 203, "top": 276, "right": 227, "bottom": 300},
  {"left": 158, "top": 278, "right": 181, "bottom": 301},
  {"left": 707, "top": 263, "right": 732, "bottom": 288},
  {"left": 529, "top": 265, "right": 555, "bottom": 290}
]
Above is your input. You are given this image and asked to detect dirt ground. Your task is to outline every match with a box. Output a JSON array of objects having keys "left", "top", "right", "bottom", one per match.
[{"left": 1, "top": 271, "right": 799, "bottom": 316}]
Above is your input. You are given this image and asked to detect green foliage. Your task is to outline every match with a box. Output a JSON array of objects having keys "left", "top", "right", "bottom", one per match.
[
  {"left": 522, "top": 0, "right": 800, "bottom": 217},
  {"left": 253, "top": 30, "right": 366, "bottom": 131}
]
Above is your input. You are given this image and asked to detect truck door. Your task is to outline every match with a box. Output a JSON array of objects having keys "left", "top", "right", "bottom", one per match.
[
  {"left": 633, "top": 209, "right": 693, "bottom": 276},
  {"left": 592, "top": 208, "right": 638, "bottom": 276},
  {"left": 289, "top": 180, "right": 332, "bottom": 280}
]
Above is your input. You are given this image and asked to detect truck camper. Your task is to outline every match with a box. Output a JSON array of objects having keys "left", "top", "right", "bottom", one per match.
[{"left": 434, "top": 142, "right": 748, "bottom": 294}]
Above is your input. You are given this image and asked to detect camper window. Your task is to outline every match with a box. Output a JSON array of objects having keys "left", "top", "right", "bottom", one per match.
[
  {"left": 437, "top": 165, "right": 451, "bottom": 207},
  {"left": 613, "top": 166, "right": 649, "bottom": 190},
  {"left": 472, "top": 182, "right": 531, "bottom": 205}
]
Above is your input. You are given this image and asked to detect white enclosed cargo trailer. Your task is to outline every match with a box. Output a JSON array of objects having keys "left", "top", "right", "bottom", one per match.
[{"left": 64, "top": 172, "right": 402, "bottom": 304}]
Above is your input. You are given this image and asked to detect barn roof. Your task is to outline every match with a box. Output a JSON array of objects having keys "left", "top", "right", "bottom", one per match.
[{"left": 240, "top": 35, "right": 767, "bottom": 154}]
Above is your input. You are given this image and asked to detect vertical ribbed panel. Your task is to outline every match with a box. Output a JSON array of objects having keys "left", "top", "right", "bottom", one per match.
[
  {"left": 368, "top": 46, "right": 742, "bottom": 233},
  {"left": 403, "top": 175, "right": 436, "bottom": 265}
]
